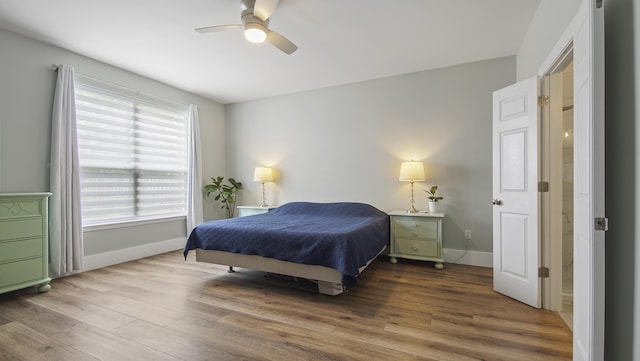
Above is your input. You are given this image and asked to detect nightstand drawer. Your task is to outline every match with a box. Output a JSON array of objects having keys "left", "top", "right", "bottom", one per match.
[
  {"left": 394, "top": 238, "right": 439, "bottom": 258},
  {"left": 392, "top": 218, "right": 438, "bottom": 239},
  {"left": 0, "top": 238, "right": 43, "bottom": 263}
]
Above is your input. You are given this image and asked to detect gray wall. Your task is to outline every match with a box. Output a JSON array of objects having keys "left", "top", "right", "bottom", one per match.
[
  {"left": 516, "top": 0, "right": 582, "bottom": 80},
  {"left": 225, "top": 57, "right": 516, "bottom": 254},
  {"left": 0, "top": 27, "right": 226, "bottom": 256},
  {"left": 604, "top": 0, "right": 636, "bottom": 359}
]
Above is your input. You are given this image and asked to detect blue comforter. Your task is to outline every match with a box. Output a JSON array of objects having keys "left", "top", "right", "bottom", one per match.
[{"left": 184, "top": 202, "right": 390, "bottom": 287}]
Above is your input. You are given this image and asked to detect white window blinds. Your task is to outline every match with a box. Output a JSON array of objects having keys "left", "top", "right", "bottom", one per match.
[{"left": 74, "top": 76, "right": 188, "bottom": 226}]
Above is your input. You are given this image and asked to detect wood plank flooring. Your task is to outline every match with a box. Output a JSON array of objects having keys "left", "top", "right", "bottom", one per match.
[{"left": 0, "top": 251, "right": 572, "bottom": 360}]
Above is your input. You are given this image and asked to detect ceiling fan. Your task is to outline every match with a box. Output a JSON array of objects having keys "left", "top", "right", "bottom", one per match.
[{"left": 195, "top": 0, "right": 298, "bottom": 55}]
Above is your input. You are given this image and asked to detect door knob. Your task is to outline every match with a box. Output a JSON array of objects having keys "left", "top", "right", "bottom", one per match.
[{"left": 492, "top": 199, "right": 503, "bottom": 205}]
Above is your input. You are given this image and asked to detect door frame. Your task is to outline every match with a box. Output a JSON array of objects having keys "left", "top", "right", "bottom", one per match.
[
  {"left": 535, "top": 1, "right": 604, "bottom": 359},
  {"left": 540, "top": 43, "right": 574, "bottom": 313}
]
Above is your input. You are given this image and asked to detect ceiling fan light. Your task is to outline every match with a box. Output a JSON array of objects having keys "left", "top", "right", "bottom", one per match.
[{"left": 244, "top": 24, "right": 267, "bottom": 43}]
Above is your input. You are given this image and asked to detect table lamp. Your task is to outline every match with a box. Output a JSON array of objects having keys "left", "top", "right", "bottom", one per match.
[
  {"left": 399, "top": 161, "right": 425, "bottom": 213},
  {"left": 253, "top": 167, "right": 274, "bottom": 207}
]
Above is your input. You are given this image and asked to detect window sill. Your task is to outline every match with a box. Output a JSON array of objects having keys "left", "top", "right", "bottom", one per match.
[{"left": 83, "top": 215, "right": 186, "bottom": 233}]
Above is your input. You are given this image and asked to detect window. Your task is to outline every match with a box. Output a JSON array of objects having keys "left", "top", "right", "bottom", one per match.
[{"left": 75, "top": 76, "right": 189, "bottom": 226}]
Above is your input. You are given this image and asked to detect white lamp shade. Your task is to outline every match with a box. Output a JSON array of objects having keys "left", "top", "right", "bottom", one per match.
[
  {"left": 399, "top": 161, "right": 425, "bottom": 181},
  {"left": 253, "top": 167, "right": 274, "bottom": 182}
]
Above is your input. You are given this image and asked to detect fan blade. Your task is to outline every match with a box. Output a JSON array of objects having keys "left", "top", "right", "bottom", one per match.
[
  {"left": 254, "top": 0, "right": 279, "bottom": 21},
  {"left": 195, "top": 24, "right": 242, "bottom": 33},
  {"left": 266, "top": 30, "right": 297, "bottom": 54}
]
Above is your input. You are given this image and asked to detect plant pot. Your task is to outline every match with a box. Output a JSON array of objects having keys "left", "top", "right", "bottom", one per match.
[{"left": 428, "top": 201, "right": 441, "bottom": 213}]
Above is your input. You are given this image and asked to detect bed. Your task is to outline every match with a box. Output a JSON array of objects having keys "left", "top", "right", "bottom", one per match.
[{"left": 184, "top": 201, "right": 390, "bottom": 295}]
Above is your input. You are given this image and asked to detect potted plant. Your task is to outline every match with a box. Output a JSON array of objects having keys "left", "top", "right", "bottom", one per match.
[
  {"left": 423, "top": 185, "right": 443, "bottom": 213},
  {"left": 205, "top": 176, "right": 244, "bottom": 218}
]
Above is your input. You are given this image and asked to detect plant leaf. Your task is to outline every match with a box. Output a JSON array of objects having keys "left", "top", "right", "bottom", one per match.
[{"left": 205, "top": 175, "right": 244, "bottom": 218}]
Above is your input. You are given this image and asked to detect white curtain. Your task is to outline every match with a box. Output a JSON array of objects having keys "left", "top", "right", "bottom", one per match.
[
  {"left": 186, "top": 104, "right": 204, "bottom": 233},
  {"left": 49, "top": 64, "right": 84, "bottom": 276}
]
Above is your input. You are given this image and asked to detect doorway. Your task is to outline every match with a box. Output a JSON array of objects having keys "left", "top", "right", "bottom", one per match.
[
  {"left": 541, "top": 47, "right": 574, "bottom": 330},
  {"left": 494, "top": 3, "right": 605, "bottom": 355}
]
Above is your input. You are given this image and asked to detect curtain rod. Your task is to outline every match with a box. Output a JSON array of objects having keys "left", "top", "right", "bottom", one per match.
[{"left": 51, "top": 64, "right": 190, "bottom": 109}]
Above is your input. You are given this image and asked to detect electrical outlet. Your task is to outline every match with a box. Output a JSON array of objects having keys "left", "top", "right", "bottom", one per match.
[{"left": 464, "top": 230, "right": 472, "bottom": 240}]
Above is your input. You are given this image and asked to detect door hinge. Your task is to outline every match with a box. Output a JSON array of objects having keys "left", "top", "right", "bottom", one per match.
[
  {"left": 538, "top": 95, "right": 549, "bottom": 107},
  {"left": 595, "top": 217, "right": 609, "bottom": 231},
  {"left": 538, "top": 181, "right": 549, "bottom": 193},
  {"left": 538, "top": 267, "right": 550, "bottom": 278}
]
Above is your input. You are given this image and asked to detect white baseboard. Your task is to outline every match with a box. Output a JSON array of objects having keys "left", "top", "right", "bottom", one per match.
[
  {"left": 443, "top": 248, "right": 492, "bottom": 268},
  {"left": 83, "top": 237, "right": 186, "bottom": 272},
  {"left": 81, "top": 240, "right": 489, "bottom": 274}
]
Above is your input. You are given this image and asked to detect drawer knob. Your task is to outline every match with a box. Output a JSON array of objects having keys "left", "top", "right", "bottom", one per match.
[
  {"left": 411, "top": 246, "right": 419, "bottom": 252},
  {"left": 413, "top": 223, "right": 418, "bottom": 227}
]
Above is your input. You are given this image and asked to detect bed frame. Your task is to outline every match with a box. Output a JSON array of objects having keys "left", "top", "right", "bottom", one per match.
[{"left": 195, "top": 245, "right": 386, "bottom": 296}]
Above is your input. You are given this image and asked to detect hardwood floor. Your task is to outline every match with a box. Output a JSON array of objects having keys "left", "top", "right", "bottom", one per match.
[{"left": 0, "top": 251, "right": 572, "bottom": 360}]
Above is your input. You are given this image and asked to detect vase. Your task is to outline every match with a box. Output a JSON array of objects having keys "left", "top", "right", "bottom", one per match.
[{"left": 428, "top": 201, "right": 440, "bottom": 213}]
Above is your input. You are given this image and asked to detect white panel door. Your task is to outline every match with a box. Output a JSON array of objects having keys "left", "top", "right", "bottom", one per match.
[
  {"left": 492, "top": 76, "right": 539, "bottom": 308},
  {"left": 572, "top": 1, "right": 605, "bottom": 359}
]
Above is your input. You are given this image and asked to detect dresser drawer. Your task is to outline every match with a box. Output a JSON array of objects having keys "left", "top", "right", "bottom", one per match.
[
  {"left": 392, "top": 218, "right": 439, "bottom": 239},
  {"left": 0, "top": 238, "right": 43, "bottom": 263},
  {"left": 0, "top": 199, "right": 43, "bottom": 218},
  {"left": 394, "top": 238, "right": 440, "bottom": 258},
  {"left": 0, "top": 218, "right": 43, "bottom": 242},
  {"left": 0, "top": 257, "right": 45, "bottom": 286}
]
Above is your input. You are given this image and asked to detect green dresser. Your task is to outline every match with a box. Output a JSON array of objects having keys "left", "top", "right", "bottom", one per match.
[{"left": 0, "top": 193, "right": 52, "bottom": 294}]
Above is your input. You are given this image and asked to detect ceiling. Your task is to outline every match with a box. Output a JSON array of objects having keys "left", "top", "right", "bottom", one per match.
[{"left": 0, "top": 0, "right": 540, "bottom": 104}]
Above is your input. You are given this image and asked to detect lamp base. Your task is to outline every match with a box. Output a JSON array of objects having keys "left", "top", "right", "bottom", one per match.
[
  {"left": 406, "top": 181, "right": 419, "bottom": 213},
  {"left": 259, "top": 182, "right": 268, "bottom": 208}
]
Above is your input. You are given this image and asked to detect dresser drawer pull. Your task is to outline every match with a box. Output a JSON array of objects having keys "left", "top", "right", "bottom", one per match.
[{"left": 411, "top": 246, "right": 418, "bottom": 252}]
